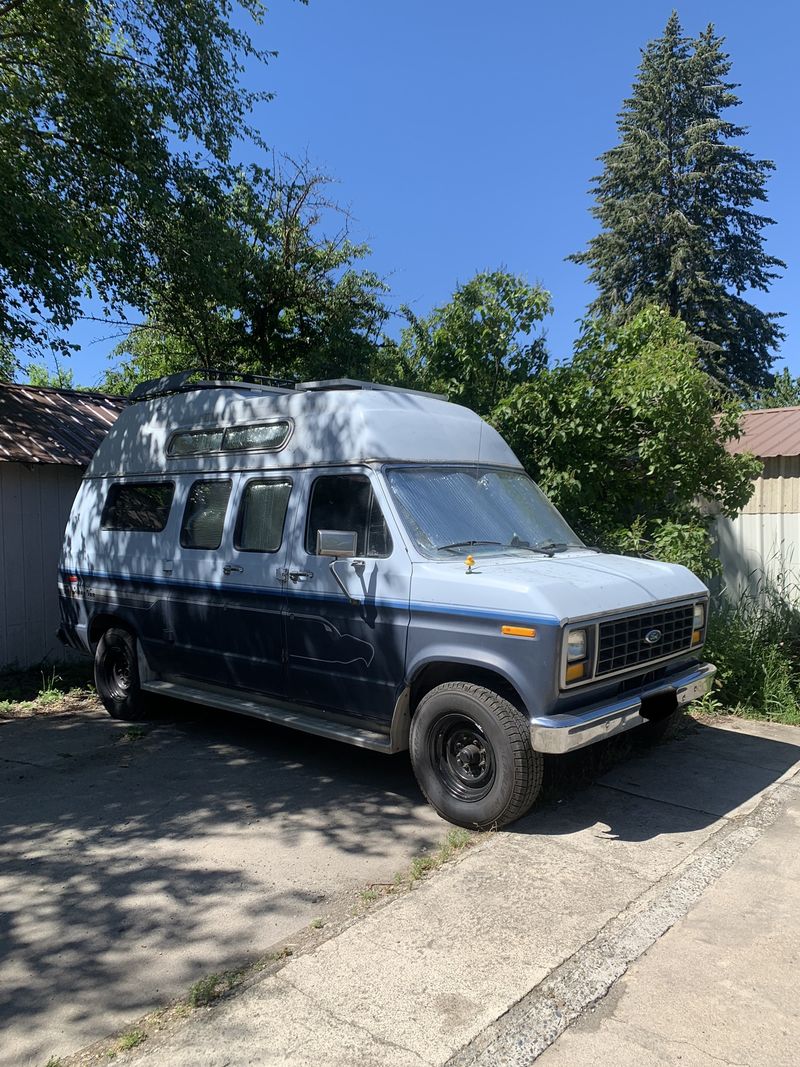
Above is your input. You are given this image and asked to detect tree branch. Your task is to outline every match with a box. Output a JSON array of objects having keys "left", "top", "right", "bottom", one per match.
[
  {"left": 18, "top": 125, "right": 138, "bottom": 169},
  {"left": 0, "top": 0, "right": 27, "bottom": 20}
]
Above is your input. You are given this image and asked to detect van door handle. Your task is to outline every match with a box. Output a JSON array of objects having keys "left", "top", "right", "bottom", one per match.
[
  {"left": 288, "top": 570, "right": 313, "bottom": 582},
  {"left": 223, "top": 564, "right": 244, "bottom": 576}
]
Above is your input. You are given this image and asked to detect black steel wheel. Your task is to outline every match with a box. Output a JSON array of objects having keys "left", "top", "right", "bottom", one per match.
[
  {"left": 428, "top": 713, "right": 497, "bottom": 802},
  {"left": 94, "top": 627, "right": 149, "bottom": 721},
  {"left": 410, "top": 682, "right": 543, "bottom": 829}
]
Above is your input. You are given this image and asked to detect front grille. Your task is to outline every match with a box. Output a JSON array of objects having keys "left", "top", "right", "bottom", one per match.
[{"left": 596, "top": 604, "right": 694, "bottom": 677}]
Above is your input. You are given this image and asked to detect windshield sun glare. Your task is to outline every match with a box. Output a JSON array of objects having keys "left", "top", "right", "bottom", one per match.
[{"left": 385, "top": 466, "right": 582, "bottom": 558}]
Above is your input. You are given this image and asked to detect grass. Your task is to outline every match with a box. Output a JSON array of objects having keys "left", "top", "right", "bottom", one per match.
[
  {"left": 704, "top": 574, "right": 800, "bottom": 726},
  {"left": 187, "top": 967, "right": 246, "bottom": 1008},
  {"left": 38, "top": 667, "right": 67, "bottom": 704},
  {"left": 120, "top": 725, "right": 147, "bottom": 742},
  {"left": 188, "top": 973, "right": 224, "bottom": 1007},
  {"left": 116, "top": 1029, "right": 146, "bottom": 1051},
  {"left": 0, "top": 661, "right": 95, "bottom": 717},
  {"left": 372, "top": 828, "right": 479, "bottom": 897}
]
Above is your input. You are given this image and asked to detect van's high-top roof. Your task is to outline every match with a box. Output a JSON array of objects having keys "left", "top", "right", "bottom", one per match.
[{"left": 85, "top": 383, "right": 521, "bottom": 477}]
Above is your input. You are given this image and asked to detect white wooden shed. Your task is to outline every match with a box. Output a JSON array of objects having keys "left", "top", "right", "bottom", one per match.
[
  {"left": 715, "top": 407, "right": 800, "bottom": 598},
  {"left": 0, "top": 383, "right": 126, "bottom": 668}
]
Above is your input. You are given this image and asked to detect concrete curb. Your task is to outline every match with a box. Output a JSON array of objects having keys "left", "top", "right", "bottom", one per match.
[{"left": 448, "top": 777, "right": 797, "bottom": 1066}]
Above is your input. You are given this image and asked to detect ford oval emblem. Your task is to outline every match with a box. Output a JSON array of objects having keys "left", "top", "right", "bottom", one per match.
[{"left": 644, "top": 628, "right": 662, "bottom": 646}]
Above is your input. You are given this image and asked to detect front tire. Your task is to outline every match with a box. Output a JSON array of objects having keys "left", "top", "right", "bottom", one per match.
[
  {"left": 409, "top": 682, "right": 543, "bottom": 829},
  {"left": 94, "top": 627, "right": 149, "bottom": 721}
]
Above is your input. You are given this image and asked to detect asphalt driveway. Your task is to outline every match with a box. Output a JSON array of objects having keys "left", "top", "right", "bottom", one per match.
[
  {"left": 0, "top": 701, "right": 446, "bottom": 1067},
  {"left": 4, "top": 702, "right": 800, "bottom": 1067}
]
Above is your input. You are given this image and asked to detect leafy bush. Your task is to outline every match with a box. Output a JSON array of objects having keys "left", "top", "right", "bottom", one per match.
[
  {"left": 705, "top": 578, "right": 800, "bottom": 724},
  {"left": 493, "top": 306, "right": 760, "bottom": 579}
]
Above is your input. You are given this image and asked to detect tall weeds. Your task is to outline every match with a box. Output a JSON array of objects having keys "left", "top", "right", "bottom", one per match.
[{"left": 705, "top": 572, "right": 800, "bottom": 724}]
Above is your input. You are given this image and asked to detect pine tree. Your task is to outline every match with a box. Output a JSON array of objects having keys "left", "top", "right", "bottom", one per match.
[{"left": 571, "top": 12, "right": 784, "bottom": 390}]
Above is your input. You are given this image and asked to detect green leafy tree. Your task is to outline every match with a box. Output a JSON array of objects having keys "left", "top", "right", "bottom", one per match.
[
  {"left": 396, "top": 271, "right": 552, "bottom": 417},
  {"left": 493, "top": 306, "right": 760, "bottom": 579},
  {"left": 745, "top": 366, "right": 800, "bottom": 409},
  {"left": 26, "top": 361, "right": 76, "bottom": 389},
  {"left": 0, "top": 340, "right": 13, "bottom": 381},
  {"left": 571, "top": 13, "right": 784, "bottom": 390},
  {"left": 0, "top": 0, "right": 273, "bottom": 368},
  {"left": 102, "top": 161, "right": 391, "bottom": 391}
]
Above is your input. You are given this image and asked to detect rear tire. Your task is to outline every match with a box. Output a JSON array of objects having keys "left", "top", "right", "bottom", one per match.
[
  {"left": 94, "top": 627, "right": 149, "bottom": 721},
  {"left": 409, "top": 682, "right": 543, "bottom": 829}
]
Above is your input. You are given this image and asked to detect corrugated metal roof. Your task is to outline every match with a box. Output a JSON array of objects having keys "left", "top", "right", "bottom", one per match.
[
  {"left": 725, "top": 407, "right": 800, "bottom": 458},
  {"left": 0, "top": 383, "right": 126, "bottom": 466}
]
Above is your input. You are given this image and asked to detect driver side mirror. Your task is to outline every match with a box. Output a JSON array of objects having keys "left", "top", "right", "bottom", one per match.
[{"left": 316, "top": 529, "right": 358, "bottom": 557}]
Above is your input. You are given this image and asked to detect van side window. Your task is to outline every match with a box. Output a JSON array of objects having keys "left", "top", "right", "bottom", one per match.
[
  {"left": 101, "top": 482, "right": 174, "bottom": 532},
  {"left": 168, "top": 421, "right": 291, "bottom": 457},
  {"left": 235, "top": 480, "right": 292, "bottom": 553},
  {"left": 306, "top": 475, "right": 392, "bottom": 558},
  {"left": 180, "top": 480, "right": 232, "bottom": 550}
]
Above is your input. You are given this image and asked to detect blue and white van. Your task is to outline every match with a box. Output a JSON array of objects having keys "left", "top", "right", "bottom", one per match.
[{"left": 58, "top": 374, "right": 715, "bottom": 828}]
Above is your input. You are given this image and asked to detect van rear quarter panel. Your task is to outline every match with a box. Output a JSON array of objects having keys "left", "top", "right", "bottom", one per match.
[{"left": 59, "top": 475, "right": 179, "bottom": 661}]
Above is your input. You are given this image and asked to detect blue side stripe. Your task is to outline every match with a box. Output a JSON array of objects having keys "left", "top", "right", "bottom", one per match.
[{"left": 62, "top": 568, "right": 560, "bottom": 627}]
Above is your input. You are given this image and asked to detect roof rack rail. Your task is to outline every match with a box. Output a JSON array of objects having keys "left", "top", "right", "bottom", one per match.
[
  {"left": 129, "top": 369, "right": 297, "bottom": 402},
  {"left": 128, "top": 370, "right": 445, "bottom": 403},
  {"left": 297, "top": 378, "right": 445, "bottom": 400}
]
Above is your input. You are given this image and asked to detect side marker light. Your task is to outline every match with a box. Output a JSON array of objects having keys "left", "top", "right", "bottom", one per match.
[{"left": 501, "top": 625, "right": 537, "bottom": 638}]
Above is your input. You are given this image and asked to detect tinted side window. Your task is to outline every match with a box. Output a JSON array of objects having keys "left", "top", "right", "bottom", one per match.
[
  {"left": 306, "top": 475, "right": 392, "bottom": 558},
  {"left": 168, "top": 421, "right": 291, "bottom": 457},
  {"left": 101, "top": 482, "right": 174, "bottom": 532},
  {"left": 180, "top": 480, "right": 232, "bottom": 550},
  {"left": 235, "top": 480, "right": 292, "bottom": 553}
]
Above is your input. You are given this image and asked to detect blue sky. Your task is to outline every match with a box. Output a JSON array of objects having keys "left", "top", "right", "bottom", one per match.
[{"left": 64, "top": 0, "right": 798, "bottom": 387}]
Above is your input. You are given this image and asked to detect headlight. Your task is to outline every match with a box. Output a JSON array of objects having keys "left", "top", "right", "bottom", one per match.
[
  {"left": 693, "top": 603, "right": 706, "bottom": 630},
  {"left": 567, "top": 629, "right": 587, "bottom": 662}
]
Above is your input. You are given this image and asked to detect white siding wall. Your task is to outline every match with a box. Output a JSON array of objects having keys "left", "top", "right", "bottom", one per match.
[
  {"left": 714, "top": 458, "right": 800, "bottom": 600},
  {"left": 0, "top": 462, "right": 84, "bottom": 668}
]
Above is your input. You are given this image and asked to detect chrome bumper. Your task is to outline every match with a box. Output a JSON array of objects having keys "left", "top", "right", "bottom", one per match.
[{"left": 529, "top": 663, "right": 716, "bottom": 755}]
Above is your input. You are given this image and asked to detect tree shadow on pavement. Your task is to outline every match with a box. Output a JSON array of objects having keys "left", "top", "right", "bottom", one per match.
[
  {"left": 0, "top": 700, "right": 441, "bottom": 1066},
  {"left": 3, "top": 700, "right": 799, "bottom": 1066}
]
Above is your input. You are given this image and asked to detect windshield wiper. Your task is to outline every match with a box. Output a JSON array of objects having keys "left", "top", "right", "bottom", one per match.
[
  {"left": 531, "top": 541, "right": 601, "bottom": 555},
  {"left": 436, "top": 540, "right": 504, "bottom": 552},
  {"left": 504, "top": 542, "right": 557, "bottom": 556}
]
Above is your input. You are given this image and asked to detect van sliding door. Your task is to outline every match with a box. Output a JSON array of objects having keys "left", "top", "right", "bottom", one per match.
[
  {"left": 213, "top": 476, "right": 294, "bottom": 695},
  {"left": 164, "top": 475, "right": 293, "bottom": 697},
  {"left": 161, "top": 477, "right": 236, "bottom": 685}
]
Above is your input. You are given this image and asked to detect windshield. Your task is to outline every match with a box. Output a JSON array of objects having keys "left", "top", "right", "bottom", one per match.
[{"left": 385, "top": 465, "right": 582, "bottom": 558}]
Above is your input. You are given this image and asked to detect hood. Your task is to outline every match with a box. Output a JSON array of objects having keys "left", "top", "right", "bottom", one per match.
[{"left": 410, "top": 549, "right": 707, "bottom": 626}]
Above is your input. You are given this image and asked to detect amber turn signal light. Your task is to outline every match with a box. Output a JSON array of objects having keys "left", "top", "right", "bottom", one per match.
[
  {"left": 501, "top": 625, "right": 537, "bottom": 638},
  {"left": 565, "top": 661, "right": 587, "bottom": 683}
]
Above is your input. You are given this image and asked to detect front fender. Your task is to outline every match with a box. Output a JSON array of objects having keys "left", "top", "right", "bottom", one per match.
[{"left": 404, "top": 619, "right": 562, "bottom": 719}]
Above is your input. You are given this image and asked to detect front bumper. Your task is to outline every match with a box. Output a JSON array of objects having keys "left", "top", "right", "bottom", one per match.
[{"left": 529, "top": 662, "right": 716, "bottom": 755}]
